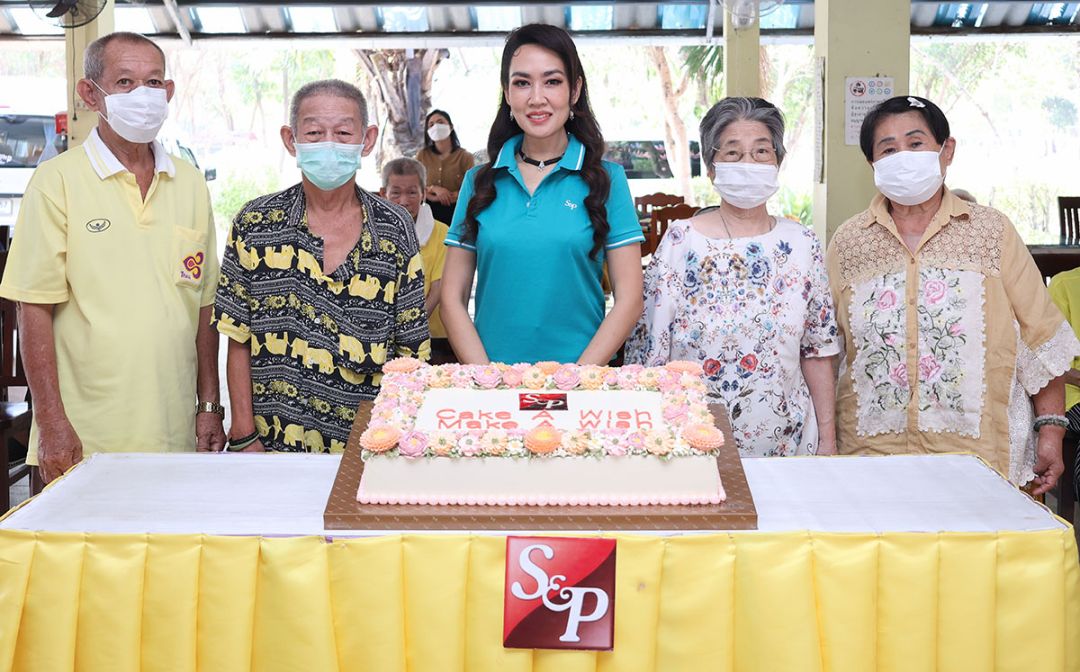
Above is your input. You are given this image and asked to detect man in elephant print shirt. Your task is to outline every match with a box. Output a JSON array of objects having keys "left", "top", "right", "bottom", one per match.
[{"left": 214, "top": 158, "right": 430, "bottom": 453}]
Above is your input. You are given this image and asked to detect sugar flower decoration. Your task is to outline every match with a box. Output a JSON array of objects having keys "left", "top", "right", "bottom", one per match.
[
  {"left": 525, "top": 425, "right": 562, "bottom": 454},
  {"left": 522, "top": 366, "right": 548, "bottom": 390},
  {"left": 683, "top": 423, "right": 725, "bottom": 452},
  {"left": 473, "top": 364, "right": 503, "bottom": 390},
  {"left": 397, "top": 430, "right": 429, "bottom": 458},
  {"left": 536, "top": 361, "right": 561, "bottom": 375},
  {"left": 360, "top": 426, "right": 401, "bottom": 453},
  {"left": 665, "top": 360, "right": 704, "bottom": 376},
  {"left": 383, "top": 357, "right": 424, "bottom": 374},
  {"left": 553, "top": 364, "right": 581, "bottom": 391}
]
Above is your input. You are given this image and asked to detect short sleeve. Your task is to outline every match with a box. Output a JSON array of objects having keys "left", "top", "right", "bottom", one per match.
[
  {"left": 0, "top": 169, "right": 70, "bottom": 304},
  {"left": 212, "top": 212, "right": 254, "bottom": 343},
  {"left": 624, "top": 225, "right": 683, "bottom": 366},
  {"left": 444, "top": 166, "right": 478, "bottom": 252},
  {"left": 1001, "top": 218, "right": 1080, "bottom": 393},
  {"left": 395, "top": 250, "right": 432, "bottom": 361},
  {"left": 199, "top": 192, "right": 220, "bottom": 307},
  {"left": 602, "top": 163, "right": 645, "bottom": 251},
  {"left": 427, "top": 222, "right": 450, "bottom": 283},
  {"left": 799, "top": 232, "right": 841, "bottom": 358}
]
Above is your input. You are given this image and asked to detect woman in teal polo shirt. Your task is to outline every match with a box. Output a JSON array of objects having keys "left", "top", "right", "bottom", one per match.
[{"left": 441, "top": 23, "right": 644, "bottom": 365}]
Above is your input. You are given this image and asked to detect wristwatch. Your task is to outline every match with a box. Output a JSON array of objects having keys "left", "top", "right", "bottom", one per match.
[{"left": 196, "top": 400, "right": 225, "bottom": 417}]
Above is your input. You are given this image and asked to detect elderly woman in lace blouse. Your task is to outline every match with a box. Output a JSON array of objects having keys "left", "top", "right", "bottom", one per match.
[{"left": 826, "top": 95, "right": 1080, "bottom": 494}]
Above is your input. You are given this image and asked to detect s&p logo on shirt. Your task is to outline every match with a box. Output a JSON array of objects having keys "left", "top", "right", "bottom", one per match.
[{"left": 503, "top": 536, "right": 616, "bottom": 650}]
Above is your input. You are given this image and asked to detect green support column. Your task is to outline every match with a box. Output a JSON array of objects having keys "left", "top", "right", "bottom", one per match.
[
  {"left": 813, "top": 0, "right": 910, "bottom": 242},
  {"left": 722, "top": 8, "right": 760, "bottom": 98},
  {"left": 65, "top": 0, "right": 115, "bottom": 148}
]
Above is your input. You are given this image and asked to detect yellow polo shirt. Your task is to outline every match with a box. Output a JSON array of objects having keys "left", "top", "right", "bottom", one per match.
[
  {"left": 420, "top": 219, "right": 449, "bottom": 338},
  {"left": 0, "top": 128, "right": 219, "bottom": 464}
]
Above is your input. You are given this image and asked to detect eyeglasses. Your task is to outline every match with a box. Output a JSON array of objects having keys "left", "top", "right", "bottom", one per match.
[{"left": 714, "top": 146, "right": 778, "bottom": 163}]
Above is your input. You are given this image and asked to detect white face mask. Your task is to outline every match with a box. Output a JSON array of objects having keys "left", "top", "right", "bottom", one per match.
[
  {"left": 93, "top": 83, "right": 169, "bottom": 144},
  {"left": 711, "top": 162, "right": 779, "bottom": 209},
  {"left": 873, "top": 148, "right": 945, "bottom": 206},
  {"left": 427, "top": 123, "right": 452, "bottom": 142}
]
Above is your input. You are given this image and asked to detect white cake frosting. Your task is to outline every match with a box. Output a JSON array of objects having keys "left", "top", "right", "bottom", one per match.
[{"left": 356, "top": 361, "right": 727, "bottom": 507}]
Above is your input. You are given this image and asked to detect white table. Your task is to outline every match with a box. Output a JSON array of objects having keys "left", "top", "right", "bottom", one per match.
[{"left": 1, "top": 452, "right": 1062, "bottom": 536}]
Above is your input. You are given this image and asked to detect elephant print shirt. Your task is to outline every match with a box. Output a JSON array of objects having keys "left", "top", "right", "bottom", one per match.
[{"left": 214, "top": 183, "right": 431, "bottom": 453}]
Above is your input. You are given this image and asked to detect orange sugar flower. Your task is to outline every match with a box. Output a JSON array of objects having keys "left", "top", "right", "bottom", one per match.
[
  {"left": 383, "top": 357, "right": 424, "bottom": 374},
  {"left": 536, "top": 361, "right": 561, "bottom": 375},
  {"left": 525, "top": 425, "right": 562, "bottom": 454},
  {"left": 360, "top": 426, "right": 402, "bottom": 453},
  {"left": 682, "top": 424, "right": 725, "bottom": 452}
]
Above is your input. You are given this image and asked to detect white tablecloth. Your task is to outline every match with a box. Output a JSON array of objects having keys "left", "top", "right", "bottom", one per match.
[{"left": 0, "top": 452, "right": 1063, "bottom": 536}]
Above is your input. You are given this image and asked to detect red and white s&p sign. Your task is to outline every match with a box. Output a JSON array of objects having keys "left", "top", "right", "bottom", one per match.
[{"left": 503, "top": 536, "right": 616, "bottom": 650}]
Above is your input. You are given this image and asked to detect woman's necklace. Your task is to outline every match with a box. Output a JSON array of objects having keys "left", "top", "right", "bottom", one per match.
[
  {"left": 717, "top": 212, "right": 776, "bottom": 247},
  {"left": 518, "top": 149, "right": 563, "bottom": 172}
]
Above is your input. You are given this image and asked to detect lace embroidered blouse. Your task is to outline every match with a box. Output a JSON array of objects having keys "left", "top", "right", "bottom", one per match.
[
  {"left": 826, "top": 189, "right": 1080, "bottom": 484},
  {"left": 626, "top": 218, "right": 839, "bottom": 457}
]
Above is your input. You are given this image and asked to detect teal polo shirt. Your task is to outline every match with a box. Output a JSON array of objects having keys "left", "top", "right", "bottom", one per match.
[{"left": 445, "top": 133, "right": 644, "bottom": 364}]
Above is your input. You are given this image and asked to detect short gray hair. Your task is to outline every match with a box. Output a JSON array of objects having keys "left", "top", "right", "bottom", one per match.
[
  {"left": 381, "top": 157, "right": 427, "bottom": 190},
  {"left": 699, "top": 97, "right": 787, "bottom": 166},
  {"left": 84, "top": 32, "right": 165, "bottom": 83},
  {"left": 290, "top": 79, "right": 368, "bottom": 130}
]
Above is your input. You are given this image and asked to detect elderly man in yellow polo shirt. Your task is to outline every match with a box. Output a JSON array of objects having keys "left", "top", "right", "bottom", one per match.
[{"left": 0, "top": 31, "right": 224, "bottom": 484}]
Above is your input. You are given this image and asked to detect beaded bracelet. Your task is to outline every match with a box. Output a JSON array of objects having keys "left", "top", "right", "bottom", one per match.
[
  {"left": 1033, "top": 414, "right": 1069, "bottom": 431},
  {"left": 226, "top": 431, "right": 260, "bottom": 451}
]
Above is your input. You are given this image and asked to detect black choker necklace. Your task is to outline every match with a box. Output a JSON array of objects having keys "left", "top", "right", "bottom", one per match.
[{"left": 518, "top": 149, "right": 563, "bottom": 172}]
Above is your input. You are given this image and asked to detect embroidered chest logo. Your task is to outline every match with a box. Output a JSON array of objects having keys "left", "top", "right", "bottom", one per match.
[
  {"left": 86, "top": 218, "right": 111, "bottom": 233},
  {"left": 563, "top": 200, "right": 578, "bottom": 211},
  {"left": 181, "top": 252, "right": 205, "bottom": 281}
]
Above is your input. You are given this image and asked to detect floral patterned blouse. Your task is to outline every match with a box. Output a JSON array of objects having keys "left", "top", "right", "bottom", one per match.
[
  {"left": 626, "top": 218, "right": 840, "bottom": 457},
  {"left": 826, "top": 189, "right": 1080, "bottom": 484}
]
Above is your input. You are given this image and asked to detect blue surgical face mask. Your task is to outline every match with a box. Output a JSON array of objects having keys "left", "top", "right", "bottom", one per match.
[{"left": 294, "top": 141, "right": 363, "bottom": 191}]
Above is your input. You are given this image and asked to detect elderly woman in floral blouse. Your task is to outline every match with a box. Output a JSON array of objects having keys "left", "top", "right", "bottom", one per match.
[
  {"left": 827, "top": 95, "right": 1080, "bottom": 494},
  {"left": 627, "top": 97, "right": 839, "bottom": 458}
]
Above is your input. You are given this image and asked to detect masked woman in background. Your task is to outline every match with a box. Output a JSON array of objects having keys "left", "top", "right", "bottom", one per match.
[{"left": 416, "top": 110, "right": 475, "bottom": 224}]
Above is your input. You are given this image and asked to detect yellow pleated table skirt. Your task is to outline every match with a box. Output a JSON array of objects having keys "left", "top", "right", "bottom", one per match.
[{"left": 0, "top": 528, "right": 1077, "bottom": 671}]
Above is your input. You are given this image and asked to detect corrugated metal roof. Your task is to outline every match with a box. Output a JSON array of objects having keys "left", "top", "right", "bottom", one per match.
[{"left": 0, "top": 1, "right": 1076, "bottom": 41}]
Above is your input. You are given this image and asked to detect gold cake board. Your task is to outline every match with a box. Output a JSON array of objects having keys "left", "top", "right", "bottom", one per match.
[{"left": 324, "top": 402, "right": 757, "bottom": 531}]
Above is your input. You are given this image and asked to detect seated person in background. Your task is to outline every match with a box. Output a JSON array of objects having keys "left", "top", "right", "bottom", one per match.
[
  {"left": 382, "top": 157, "right": 455, "bottom": 363},
  {"left": 214, "top": 79, "right": 430, "bottom": 454},
  {"left": 416, "top": 109, "right": 475, "bottom": 224},
  {"left": 1049, "top": 268, "right": 1080, "bottom": 499}
]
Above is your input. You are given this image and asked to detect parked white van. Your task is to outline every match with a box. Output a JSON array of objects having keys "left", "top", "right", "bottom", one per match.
[{"left": 0, "top": 110, "right": 64, "bottom": 232}]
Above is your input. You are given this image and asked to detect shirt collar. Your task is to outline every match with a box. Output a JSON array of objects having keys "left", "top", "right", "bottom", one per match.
[
  {"left": 863, "top": 186, "right": 970, "bottom": 229},
  {"left": 493, "top": 133, "right": 586, "bottom": 172},
  {"left": 83, "top": 127, "right": 176, "bottom": 180}
]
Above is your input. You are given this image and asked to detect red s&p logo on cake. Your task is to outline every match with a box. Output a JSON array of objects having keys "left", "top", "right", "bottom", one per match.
[
  {"left": 503, "top": 536, "right": 616, "bottom": 650},
  {"left": 519, "top": 393, "right": 568, "bottom": 411}
]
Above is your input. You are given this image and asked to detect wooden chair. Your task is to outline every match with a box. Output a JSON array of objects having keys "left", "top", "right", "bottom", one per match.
[
  {"left": 0, "top": 252, "right": 31, "bottom": 514},
  {"left": 634, "top": 192, "right": 684, "bottom": 224},
  {"left": 1059, "top": 197, "right": 1080, "bottom": 245},
  {"left": 645, "top": 203, "right": 697, "bottom": 255}
]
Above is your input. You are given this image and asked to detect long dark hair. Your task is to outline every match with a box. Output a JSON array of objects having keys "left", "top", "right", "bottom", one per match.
[
  {"left": 463, "top": 23, "right": 610, "bottom": 259},
  {"left": 423, "top": 108, "right": 461, "bottom": 154}
]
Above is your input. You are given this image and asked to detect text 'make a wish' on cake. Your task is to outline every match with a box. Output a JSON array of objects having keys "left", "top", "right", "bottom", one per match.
[{"left": 356, "top": 359, "right": 726, "bottom": 507}]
